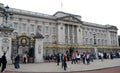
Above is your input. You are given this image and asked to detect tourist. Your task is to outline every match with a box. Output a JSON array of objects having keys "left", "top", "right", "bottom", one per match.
[
  {"left": 71, "top": 52, "right": 76, "bottom": 64},
  {"left": 56, "top": 53, "right": 60, "bottom": 65},
  {"left": 23, "top": 53, "right": 27, "bottom": 63},
  {"left": 63, "top": 59, "right": 67, "bottom": 71},
  {"left": 76, "top": 52, "right": 81, "bottom": 64},
  {"left": 1, "top": 53, "right": 7, "bottom": 72},
  {"left": 62, "top": 53, "right": 67, "bottom": 71},
  {"left": 85, "top": 52, "right": 90, "bottom": 64},
  {"left": 81, "top": 52, "right": 86, "bottom": 64},
  {"left": 14, "top": 54, "right": 20, "bottom": 69}
]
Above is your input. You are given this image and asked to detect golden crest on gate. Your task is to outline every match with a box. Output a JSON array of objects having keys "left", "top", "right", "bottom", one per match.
[{"left": 21, "top": 38, "right": 27, "bottom": 45}]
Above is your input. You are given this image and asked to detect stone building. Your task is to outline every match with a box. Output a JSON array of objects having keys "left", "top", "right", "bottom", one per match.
[{"left": 0, "top": 3, "right": 119, "bottom": 63}]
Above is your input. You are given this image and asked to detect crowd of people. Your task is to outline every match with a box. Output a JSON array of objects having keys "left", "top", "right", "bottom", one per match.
[
  {"left": 0, "top": 51, "right": 120, "bottom": 72},
  {"left": 0, "top": 52, "right": 21, "bottom": 73},
  {"left": 43, "top": 51, "right": 120, "bottom": 70}
]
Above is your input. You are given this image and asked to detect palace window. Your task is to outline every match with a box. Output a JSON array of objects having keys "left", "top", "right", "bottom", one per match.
[
  {"left": 45, "top": 26, "right": 48, "bottom": 33},
  {"left": 65, "top": 36, "right": 68, "bottom": 44},
  {"left": 85, "top": 38, "right": 88, "bottom": 45},
  {"left": 85, "top": 31, "right": 87, "bottom": 36},
  {"left": 13, "top": 32, "right": 18, "bottom": 38},
  {"left": 105, "top": 40, "right": 107, "bottom": 45},
  {"left": 19, "top": 24, "right": 21, "bottom": 33},
  {"left": 31, "top": 24, "right": 34, "bottom": 32},
  {"left": 45, "top": 35, "right": 49, "bottom": 43},
  {"left": 52, "top": 27, "right": 56, "bottom": 34},
  {"left": 90, "top": 38, "right": 92, "bottom": 45},
  {"left": 74, "top": 26, "right": 77, "bottom": 44},
  {"left": 37, "top": 25, "right": 42, "bottom": 33},
  {"left": 65, "top": 25, "right": 68, "bottom": 34},
  {"left": 14, "top": 22, "right": 18, "bottom": 30},
  {"left": 23, "top": 23, "right": 26, "bottom": 31}
]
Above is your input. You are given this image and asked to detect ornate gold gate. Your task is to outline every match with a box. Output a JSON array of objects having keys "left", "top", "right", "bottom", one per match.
[{"left": 12, "top": 34, "right": 35, "bottom": 63}]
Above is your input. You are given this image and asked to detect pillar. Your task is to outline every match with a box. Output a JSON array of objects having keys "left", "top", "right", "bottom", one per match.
[
  {"left": 34, "top": 38, "right": 44, "bottom": 62},
  {"left": 0, "top": 37, "right": 12, "bottom": 64}
]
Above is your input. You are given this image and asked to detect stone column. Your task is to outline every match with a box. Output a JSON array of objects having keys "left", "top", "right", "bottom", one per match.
[
  {"left": 58, "top": 23, "right": 65, "bottom": 44},
  {"left": 72, "top": 25, "right": 74, "bottom": 44},
  {"left": 0, "top": 37, "right": 12, "bottom": 64},
  {"left": 68, "top": 25, "right": 70, "bottom": 44},
  {"left": 34, "top": 33, "right": 44, "bottom": 63},
  {"left": 34, "top": 38, "right": 44, "bottom": 62},
  {"left": 0, "top": 4, "right": 14, "bottom": 64}
]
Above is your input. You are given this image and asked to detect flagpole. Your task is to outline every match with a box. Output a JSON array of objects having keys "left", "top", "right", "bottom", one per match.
[{"left": 61, "top": 0, "right": 63, "bottom": 11}]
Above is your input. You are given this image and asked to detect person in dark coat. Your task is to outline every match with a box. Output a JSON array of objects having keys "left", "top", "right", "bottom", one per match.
[
  {"left": 63, "top": 54, "right": 67, "bottom": 71},
  {"left": 1, "top": 53, "right": 7, "bottom": 72},
  {"left": 14, "top": 54, "right": 20, "bottom": 69},
  {"left": 56, "top": 53, "right": 60, "bottom": 66},
  {"left": 63, "top": 59, "right": 67, "bottom": 71},
  {"left": 0, "top": 58, "right": 1, "bottom": 67}
]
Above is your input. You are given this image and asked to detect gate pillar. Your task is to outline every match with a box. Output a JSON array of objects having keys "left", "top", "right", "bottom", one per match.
[{"left": 34, "top": 33, "right": 44, "bottom": 62}]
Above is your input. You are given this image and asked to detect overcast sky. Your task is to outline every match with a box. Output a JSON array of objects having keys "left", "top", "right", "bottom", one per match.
[{"left": 1, "top": 0, "right": 120, "bottom": 35}]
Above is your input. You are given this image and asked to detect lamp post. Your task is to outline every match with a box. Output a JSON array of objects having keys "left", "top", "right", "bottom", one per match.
[
  {"left": 5, "top": 6, "right": 9, "bottom": 23},
  {"left": 93, "top": 33, "right": 98, "bottom": 59},
  {"left": 0, "top": 4, "right": 14, "bottom": 64},
  {"left": 4, "top": 5, "right": 11, "bottom": 27},
  {"left": 93, "top": 34, "right": 96, "bottom": 45}
]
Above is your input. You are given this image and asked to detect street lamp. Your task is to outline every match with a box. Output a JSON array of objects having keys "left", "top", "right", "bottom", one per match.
[
  {"left": 1, "top": 5, "right": 12, "bottom": 28},
  {"left": 0, "top": 5, "right": 14, "bottom": 54},
  {"left": 93, "top": 34, "right": 96, "bottom": 45},
  {"left": 4, "top": 6, "right": 9, "bottom": 25},
  {"left": 4, "top": 5, "right": 12, "bottom": 27},
  {"left": 93, "top": 33, "right": 98, "bottom": 59}
]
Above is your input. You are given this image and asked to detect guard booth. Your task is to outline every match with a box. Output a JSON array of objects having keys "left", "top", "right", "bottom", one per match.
[{"left": 12, "top": 34, "right": 35, "bottom": 63}]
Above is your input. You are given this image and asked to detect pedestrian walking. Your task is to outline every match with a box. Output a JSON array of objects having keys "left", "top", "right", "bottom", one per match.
[
  {"left": 63, "top": 59, "right": 67, "bottom": 71},
  {"left": 62, "top": 54, "right": 67, "bottom": 71},
  {"left": 1, "top": 53, "right": 7, "bottom": 72},
  {"left": 85, "top": 52, "right": 90, "bottom": 64},
  {"left": 76, "top": 52, "right": 81, "bottom": 64},
  {"left": 0, "top": 58, "right": 1, "bottom": 67},
  {"left": 23, "top": 53, "right": 28, "bottom": 63},
  {"left": 71, "top": 52, "right": 76, "bottom": 64},
  {"left": 14, "top": 54, "right": 20, "bottom": 69},
  {"left": 56, "top": 53, "right": 60, "bottom": 66},
  {"left": 81, "top": 52, "right": 86, "bottom": 64},
  {"left": 110, "top": 52, "right": 113, "bottom": 60}
]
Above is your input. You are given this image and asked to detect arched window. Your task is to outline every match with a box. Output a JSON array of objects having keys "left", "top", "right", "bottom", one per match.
[
  {"left": 37, "top": 25, "right": 42, "bottom": 34},
  {"left": 90, "top": 38, "right": 92, "bottom": 45},
  {"left": 98, "top": 39, "right": 100, "bottom": 46},
  {"left": 31, "top": 24, "right": 34, "bottom": 32},
  {"left": 85, "top": 38, "right": 88, "bottom": 45},
  {"left": 45, "top": 35, "right": 49, "bottom": 43}
]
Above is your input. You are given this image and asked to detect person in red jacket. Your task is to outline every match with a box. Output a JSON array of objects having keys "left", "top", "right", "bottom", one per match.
[{"left": 63, "top": 54, "right": 67, "bottom": 71}]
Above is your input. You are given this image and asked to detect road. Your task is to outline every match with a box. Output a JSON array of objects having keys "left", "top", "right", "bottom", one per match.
[{"left": 5, "top": 66, "right": 120, "bottom": 73}]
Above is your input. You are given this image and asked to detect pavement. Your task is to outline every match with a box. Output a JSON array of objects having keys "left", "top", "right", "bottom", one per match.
[{"left": 5, "top": 59, "right": 120, "bottom": 72}]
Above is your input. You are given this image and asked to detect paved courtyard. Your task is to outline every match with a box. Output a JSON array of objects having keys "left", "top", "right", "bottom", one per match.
[{"left": 4, "top": 59, "right": 120, "bottom": 73}]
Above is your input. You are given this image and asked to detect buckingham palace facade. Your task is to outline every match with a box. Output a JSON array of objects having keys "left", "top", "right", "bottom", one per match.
[{"left": 0, "top": 3, "right": 120, "bottom": 59}]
